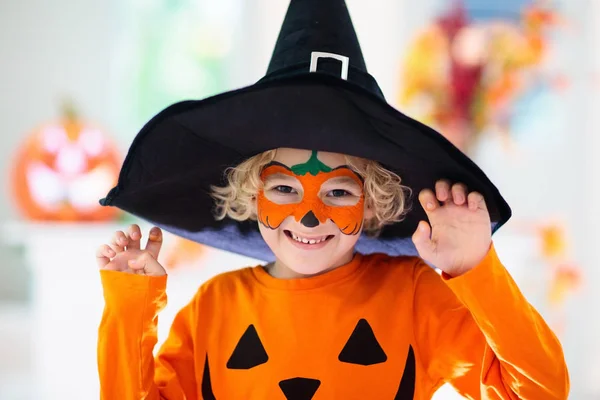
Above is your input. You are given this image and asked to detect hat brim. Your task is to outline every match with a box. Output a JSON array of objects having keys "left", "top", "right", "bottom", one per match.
[{"left": 101, "top": 73, "right": 511, "bottom": 261}]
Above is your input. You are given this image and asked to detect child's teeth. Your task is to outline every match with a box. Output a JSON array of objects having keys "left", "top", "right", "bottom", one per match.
[{"left": 291, "top": 232, "right": 329, "bottom": 244}]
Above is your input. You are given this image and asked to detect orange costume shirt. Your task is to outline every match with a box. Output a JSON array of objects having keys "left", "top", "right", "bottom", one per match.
[{"left": 97, "top": 244, "right": 569, "bottom": 399}]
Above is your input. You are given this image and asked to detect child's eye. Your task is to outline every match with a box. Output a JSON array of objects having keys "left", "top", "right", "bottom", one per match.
[
  {"left": 327, "top": 189, "right": 351, "bottom": 197},
  {"left": 274, "top": 185, "right": 297, "bottom": 194}
]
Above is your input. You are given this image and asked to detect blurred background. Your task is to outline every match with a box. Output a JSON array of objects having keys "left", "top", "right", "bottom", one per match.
[{"left": 0, "top": 0, "right": 598, "bottom": 398}]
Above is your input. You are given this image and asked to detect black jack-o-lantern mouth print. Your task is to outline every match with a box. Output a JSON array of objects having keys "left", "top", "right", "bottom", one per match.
[{"left": 202, "top": 319, "right": 416, "bottom": 399}]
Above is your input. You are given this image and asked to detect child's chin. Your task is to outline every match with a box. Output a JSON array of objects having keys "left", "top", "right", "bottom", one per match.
[
  {"left": 282, "top": 255, "right": 331, "bottom": 276},
  {"left": 289, "top": 263, "right": 330, "bottom": 276}
]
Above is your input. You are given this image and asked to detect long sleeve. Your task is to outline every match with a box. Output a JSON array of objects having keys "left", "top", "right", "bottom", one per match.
[
  {"left": 412, "top": 244, "right": 569, "bottom": 399},
  {"left": 97, "top": 270, "right": 199, "bottom": 400}
]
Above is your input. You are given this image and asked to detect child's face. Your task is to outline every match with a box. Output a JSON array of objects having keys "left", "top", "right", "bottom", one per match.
[{"left": 256, "top": 148, "right": 372, "bottom": 275}]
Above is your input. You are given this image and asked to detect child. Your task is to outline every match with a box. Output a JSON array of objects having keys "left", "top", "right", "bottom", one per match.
[{"left": 96, "top": 1, "right": 569, "bottom": 399}]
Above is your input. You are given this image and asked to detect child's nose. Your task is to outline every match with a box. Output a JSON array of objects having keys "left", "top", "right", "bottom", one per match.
[{"left": 300, "top": 210, "right": 319, "bottom": 228}]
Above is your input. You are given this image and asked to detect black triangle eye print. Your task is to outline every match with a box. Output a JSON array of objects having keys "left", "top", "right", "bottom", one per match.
[
  {"left": 227, "top": 324, "right": 269, "bottom": 369},
  {"left": 338, "top": 319, "right": 388, "bottom": 366}
]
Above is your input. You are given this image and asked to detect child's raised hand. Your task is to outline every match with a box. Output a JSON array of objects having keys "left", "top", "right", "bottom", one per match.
[
  {"left": 96, "top": 224, "right": 166, "bottom": 276},
  {"left": 412, "top": 180, "right": 492, "bottom": 277}
]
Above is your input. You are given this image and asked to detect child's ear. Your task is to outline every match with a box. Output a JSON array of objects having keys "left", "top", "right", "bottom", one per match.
[
  {"left": 364, "top": 203, "right": 375, "bottom": 220},
  {"left": 251, "top": 196, "right": 258, "bottom": 215}
]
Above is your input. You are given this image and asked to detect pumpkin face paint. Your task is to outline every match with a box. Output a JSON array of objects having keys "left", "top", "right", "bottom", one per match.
[{"left": 257, "top": 151, "right": 365, "bottom": 235}]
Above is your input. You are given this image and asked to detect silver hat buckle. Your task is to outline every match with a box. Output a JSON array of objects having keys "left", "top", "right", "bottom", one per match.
[{"left": 309, "top": 51, "right": 349, "bottom": 80}]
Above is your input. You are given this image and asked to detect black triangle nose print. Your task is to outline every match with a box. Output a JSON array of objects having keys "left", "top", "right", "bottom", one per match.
[
  {"left": 300, "top": 211, "right": 319, "bottom": 228},
  {"left": 226, "top": 324, "right": 269, "bottom": 369},
  {"left": 279, "top": 377, "right": 321, "bottom": 400},
  {"left": 338, "top": 319, "right": 387, "bottom": 365},
  {"left": 394, "top": 345, "right": 416, "bottom": 399}
]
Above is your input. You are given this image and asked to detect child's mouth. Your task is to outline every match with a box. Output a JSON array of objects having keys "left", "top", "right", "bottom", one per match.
[{"left": 284, "top": 230, "right": 334, "bottom": 249}]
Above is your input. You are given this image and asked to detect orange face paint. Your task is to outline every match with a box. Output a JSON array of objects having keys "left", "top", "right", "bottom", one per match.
[{"left": 257, "top": 152, "right": 365, "bottom": 235}]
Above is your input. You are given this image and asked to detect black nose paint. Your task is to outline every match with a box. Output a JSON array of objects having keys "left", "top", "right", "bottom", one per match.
[{"left": 300, "top": 211, "right": 319, "bottom": 228}]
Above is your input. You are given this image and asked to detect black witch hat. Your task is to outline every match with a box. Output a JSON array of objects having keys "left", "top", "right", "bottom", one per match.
[{"left": 100, "top": 0, "right": 511, "bottom": 261}]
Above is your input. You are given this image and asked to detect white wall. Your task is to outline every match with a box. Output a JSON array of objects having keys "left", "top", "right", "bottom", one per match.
[{"left": 580, "top": 1, "right": 600, "bottom": 396}]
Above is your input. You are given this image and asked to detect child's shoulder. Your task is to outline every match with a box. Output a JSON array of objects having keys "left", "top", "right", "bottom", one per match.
[
  {"left": 357, "top": 252, "right": 431, "bottom": 282},
  {"left": 196, "top": 266, "right": 257, "bottom": 296},
  {"left": 349, "top": 252, "right": 435, "bottom": 293},
  {"left": 360, "top": 252, "right": 424, "bottom": 270}
]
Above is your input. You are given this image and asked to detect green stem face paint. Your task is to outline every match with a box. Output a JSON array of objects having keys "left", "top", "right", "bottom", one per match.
[{"left": 290, "top": 151, "right": 333, "bottom": 176}]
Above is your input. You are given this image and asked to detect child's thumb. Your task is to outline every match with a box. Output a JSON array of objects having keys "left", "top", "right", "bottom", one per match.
[
  {"left": 128, "top": 252, "right": 166, "bottom": 276},
  {"left": 412, "top": 221, "right": 435, "bottom": 258}
]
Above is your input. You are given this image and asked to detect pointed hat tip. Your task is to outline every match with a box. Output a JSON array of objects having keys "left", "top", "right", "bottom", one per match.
[{"left": 267, "top": 0, "right": 367, "bottom": 74}]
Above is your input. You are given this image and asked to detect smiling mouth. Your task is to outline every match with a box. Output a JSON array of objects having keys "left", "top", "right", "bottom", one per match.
[{"left": 284, "top": 230, "right": 334, "bottom": 245}]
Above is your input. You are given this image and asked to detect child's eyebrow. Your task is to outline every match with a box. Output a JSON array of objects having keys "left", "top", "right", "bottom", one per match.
[
  {"left": 264, "top": 173, "right": 297, "bottom": 182},
  {"left": 324, "top": 176, "right": 362, "bottom": 188}
]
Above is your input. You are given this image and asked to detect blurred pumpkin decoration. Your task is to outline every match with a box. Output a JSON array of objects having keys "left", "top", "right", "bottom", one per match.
[
  {"left": 506, "top": 219, "right": 582, "bottom": 337},
  {"left": 161, "top": 236, "right": 208, "bottom": 271},
  {"left": 547, "top": 263, "right": 581, "bottom": 308},
  {"left": 11, "top": 103, "right": 123, "bottom": 222},
  {"left": 538, "top": 223, "right": 582, "bottom": 306},
  {"left": 538, "top": 223, "right": 583, "bottom": 337}
]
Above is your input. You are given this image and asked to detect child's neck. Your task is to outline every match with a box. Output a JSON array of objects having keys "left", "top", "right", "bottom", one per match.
[{"left": 267, "top": 251, "right": 355, "bottom": 279}]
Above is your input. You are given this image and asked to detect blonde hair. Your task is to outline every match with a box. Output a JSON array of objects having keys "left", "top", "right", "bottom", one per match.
[{"left": 210, "top": 150, "right": 411, "bottom": 236}]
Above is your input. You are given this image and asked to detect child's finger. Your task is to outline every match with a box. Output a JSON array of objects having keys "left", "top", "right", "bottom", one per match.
[
  {"left": 110, "top": 231, "right": 127, "bottom": 253},
  {"left": 126, "top": 224, "right": 142, "bottom": 250},
  {"left": 128, "top": 258, "right": 146, "bottom": 275},
  {"left": 145, "top": 227, "right": 163, "bottom": 259},
  {"left": 96, "top": 244, "right": 115, "bottom": 269},
  {"left": 451, "top": 183, "right": 468, "bottom": 206},
  {"left": 435, "top": 180, "right": 452, "bottom": 203},
  {"left": 468, "top": 191, "right": 487, "bottom": 212},
  {"left": 418, "top": 189, "right": 440, "bottom": 213},
  {"left": 128, "top": 252, "right": 165, "bottom": 276},
  {"left": 128, "top": 257, "right": 145, "bottom": 271}
]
